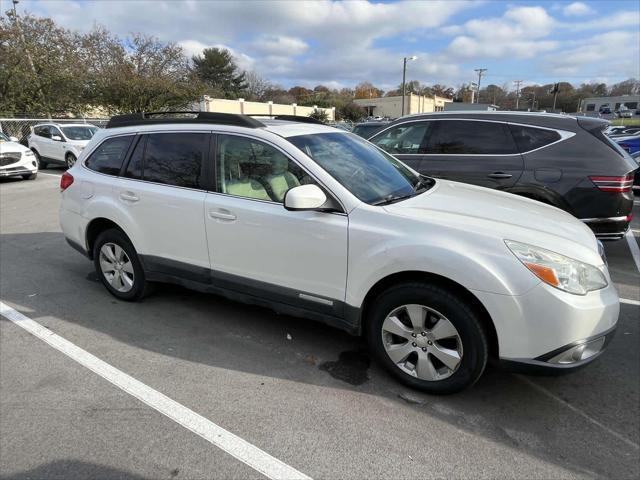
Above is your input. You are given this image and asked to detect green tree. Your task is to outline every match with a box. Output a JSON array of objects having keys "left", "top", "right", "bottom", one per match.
[
  {"left": 336, "top": 102, "right": 365, "bottom": 122},
  {"left": 90, "top": 33, "right": 203, "bottom": 113},
  {"left": 192, "top": 48, "right": 247, "bottom": 99},
  {"left": 308, "top": 108, "right": 329, "bottom": 123},
  {"left": 0, "top": 12, "right": 87, "bottom": 115}
]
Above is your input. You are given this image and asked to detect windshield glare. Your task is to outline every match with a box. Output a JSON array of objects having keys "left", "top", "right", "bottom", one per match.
[
  {"left": 288, "top": 132, "right": 422, "bottom": 205},
  {"left": 61, "top": 126, "right": 98, "bottom": 141}
]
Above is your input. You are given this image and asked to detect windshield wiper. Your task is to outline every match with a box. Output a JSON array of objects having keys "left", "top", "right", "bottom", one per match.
[
  {"left": 413, "top": 175, "right": 434, "bottom": 192},
  {"left": 372, "top": 194, "right": 416, "bottom": 206}
]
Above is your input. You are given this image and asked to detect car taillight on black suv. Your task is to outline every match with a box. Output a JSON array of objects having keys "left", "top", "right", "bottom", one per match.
[{"left": 589, "top": 174, "right": 634, "bottom": 193}]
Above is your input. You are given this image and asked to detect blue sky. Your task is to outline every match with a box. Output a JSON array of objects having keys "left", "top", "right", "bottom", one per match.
[{"left": 17, "top": 0, "right": 640, "bottom": 91}]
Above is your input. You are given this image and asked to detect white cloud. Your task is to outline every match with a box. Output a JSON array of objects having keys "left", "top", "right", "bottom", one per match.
[
  {"left": 543, "top": 30, "right": 640, "bottom": 78},
  {"left": 565, "top": 10, "right": 640, "bottom": 31},
  {"left": 563, "top": 2, "right": 595, "bottom": 17},
  {"left": 250, "top": 35, "right": 308, "bottom": 57},
  {"left": 445, "top": 6, "right": 558, "bottom": 60}
]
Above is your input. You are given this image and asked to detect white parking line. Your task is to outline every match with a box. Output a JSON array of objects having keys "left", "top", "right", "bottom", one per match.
[
  {"left": 517, "top": 376, "right": 639, "bottom": 450},
  {"left": 625, "top": 230, "right": 640, "bottom": 274},
  {"left": 0, "top": 302, "right": 311, "bottom": 480},
  {"left": 38, "top": 172, "right": 62, "bottom": 177},
  {"left": 620, "top": 298, "right": 640, "bottom": 306}
]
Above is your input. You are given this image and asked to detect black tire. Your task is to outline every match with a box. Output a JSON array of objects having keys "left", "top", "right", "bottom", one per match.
[
  {"left": 22, "top": 173, "right": 37, "bottom": 180},
  {"left": 65, "top": 152, "right": 77, "bottom": 169},
  {"left": 93, "top": 228, "right": 149, "bottom": 301},
  {"left": 366, "top": 282, "right": 488, "bottom": 394},
  {"left": 32, "top": 149, "right": 46, "bottom": 169}
]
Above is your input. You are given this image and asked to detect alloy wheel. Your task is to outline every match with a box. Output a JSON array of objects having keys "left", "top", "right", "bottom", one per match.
[
  {"left": 381, "top": 304, "right": 463, "bottom": 381},
  {"left": 99, "top": 242, "right": 134, "bottom": 293}
]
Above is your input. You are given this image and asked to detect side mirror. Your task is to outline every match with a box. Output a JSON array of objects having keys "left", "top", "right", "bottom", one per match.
[
  {"left": 51, "top": 135, "right": 63, "bottom": 142},
  {"left": 9, "top": 136, "right": 18, "bottom": 142},
  {"left": 284, "top": 184, "right": 327, "bottom": 211}
]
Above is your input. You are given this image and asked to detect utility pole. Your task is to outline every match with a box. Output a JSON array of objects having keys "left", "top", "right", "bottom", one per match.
[
  {"left": 474, "top": 68, "right": 487, "bottom": 104},
  {"left": 551, "top": 82, "right": 560, "bottom": 111},
  {"left": 513, "top": 80, "right": 523, "bottom": 110}
]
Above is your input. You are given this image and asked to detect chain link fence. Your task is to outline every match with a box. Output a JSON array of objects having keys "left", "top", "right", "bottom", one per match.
[{"left": 0, "top": 118, "right": 108, "bottom": 146}]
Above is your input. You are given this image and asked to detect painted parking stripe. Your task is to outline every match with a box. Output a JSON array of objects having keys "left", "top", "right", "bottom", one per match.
[
  {"left": 0, "top": 302, "right": 311, "bottom": 480},
  {"left": 625, "top": 230, "right": 640, "bottom": 274},
  {"left": 620, "top": 298, "right": 640, "bottom": 306}
]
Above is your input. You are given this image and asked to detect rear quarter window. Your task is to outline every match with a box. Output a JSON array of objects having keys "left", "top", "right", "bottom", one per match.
[
  {"left": 508, "top": 124, "right": 561, "bottom": 153},
  {"left": 85, "top": 135, "right": 134, "bottom": 175}
]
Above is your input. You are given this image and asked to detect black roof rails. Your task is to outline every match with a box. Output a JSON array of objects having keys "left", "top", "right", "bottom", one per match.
[
  {"left": 105, "top": 111, "right": 265, "bottom": 129},
  {"left": 250, "top": 114, "right": 325, "bottom": 125}
]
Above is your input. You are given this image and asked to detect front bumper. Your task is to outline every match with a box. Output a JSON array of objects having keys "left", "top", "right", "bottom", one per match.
[
  {"left": 0, "top": 165, "right": 38, "bottom": 177},
  {"left": 497, "top": 325, "right": 616, "bottom": 374},
  {"left": 472, "top": 279, "right": 619, "bottom": 369}
]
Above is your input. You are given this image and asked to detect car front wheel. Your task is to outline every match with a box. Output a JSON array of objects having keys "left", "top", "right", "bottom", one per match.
[
  {"left": 93, "top": 228, "right": 149, "bottom": 301},
  {"left": 366, "top": 282, "right": 489, "bottom": 394},
  {"left": 32, "top": 149, "right": 46, "bottom": 169}
]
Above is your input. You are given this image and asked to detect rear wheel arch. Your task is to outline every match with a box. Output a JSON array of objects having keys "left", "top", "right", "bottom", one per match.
[
  {"left": 86, "top": 218, "right": 132, "bottom": 260},
  {"left": 360, "top": 271, "right": 499, "bottom": 359}
]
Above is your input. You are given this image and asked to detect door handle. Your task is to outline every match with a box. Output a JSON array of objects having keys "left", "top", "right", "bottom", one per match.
[
  {"left": 487, "top": 172, "right": 513, "bottom": 179},
  {"left": 119, "top": 191, "right": 139, "bottom": 203},
  {"left": 208, "top": 209, "right": 236, "bottom": 221}
]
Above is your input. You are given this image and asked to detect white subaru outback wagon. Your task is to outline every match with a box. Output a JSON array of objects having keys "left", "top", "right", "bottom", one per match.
[{"left": 59, "top": 112, "right": 619, "bottom": 394}]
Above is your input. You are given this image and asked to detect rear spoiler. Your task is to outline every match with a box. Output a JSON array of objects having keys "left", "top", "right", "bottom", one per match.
[{"left": 577, "top": 116, "right": 608, "bottom": 133}]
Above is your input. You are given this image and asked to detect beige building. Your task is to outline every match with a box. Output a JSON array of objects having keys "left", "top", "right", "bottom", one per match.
[
  {"left": 198, "top": 96, "right": 335, "bottom": 121},
  {"left": 354, "top": 93, "right": 452, "bottom": 119}
]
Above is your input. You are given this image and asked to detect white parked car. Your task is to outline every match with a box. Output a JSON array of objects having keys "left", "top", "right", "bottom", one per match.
[
  {"left": 28, "top": 123, "right": 98, "bottom": 169},
  {"left": 0, "top": 132, "right": 38, "bottom": 180},
  {"left": 59, "top": 113, "right": 619, "bottom": 394}
]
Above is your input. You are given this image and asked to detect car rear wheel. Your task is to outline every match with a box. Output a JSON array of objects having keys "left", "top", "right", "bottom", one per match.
[
  {"left": 366, "top": 282, "right": 488, "bottom": 394},
  {"left": 93, "top": 228, "right": 149, "bottom": 301},
  {"left": 65, "top": 153, "right": 77, "bottom": 169}
]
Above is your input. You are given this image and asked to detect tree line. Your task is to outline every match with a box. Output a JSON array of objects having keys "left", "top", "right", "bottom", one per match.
[{"left": 1, "top": 11, "right": 638, "bottom": 121}]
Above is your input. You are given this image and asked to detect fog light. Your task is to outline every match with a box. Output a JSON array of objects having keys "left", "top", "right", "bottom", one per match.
[{"left": 548, "top": 337, "right": 606, "bottom": 364}]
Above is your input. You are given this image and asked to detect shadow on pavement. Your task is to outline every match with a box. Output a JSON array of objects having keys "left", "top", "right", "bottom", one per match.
[
  {"left": 3, "top": 460, "right": 152, "bottom": 480},
  {"left": 1, "top": 231, "right": 639, "bottom": 479}
]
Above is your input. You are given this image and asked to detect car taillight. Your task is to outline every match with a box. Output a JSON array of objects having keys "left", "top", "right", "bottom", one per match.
[
  {"left": 589, "top": 174, "right": 634, "bottom": 192},
  {"left": 60, "top": 172, "right": 74, "bottom": 191}
]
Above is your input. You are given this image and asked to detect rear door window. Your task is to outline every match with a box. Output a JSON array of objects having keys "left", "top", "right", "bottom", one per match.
[
  {"left": 508, "top": 125, "right": 561, "bottom": 153},
  {"left": 124, "top": 133, "right": 208, "bottom": 189},
  {"left": 85, "top": 135, "right": 134, "bottom": 175},
  {"left": 426, "top": 120, "right": 518, "bottom": 155}
]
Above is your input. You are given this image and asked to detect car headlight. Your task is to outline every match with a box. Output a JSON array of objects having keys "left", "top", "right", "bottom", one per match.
[
  {"left": 505, "top": 240, "right": 607, "bottom": 295},
  {"left": 23, "top": 150, "right": 34, "bottom": 157}
]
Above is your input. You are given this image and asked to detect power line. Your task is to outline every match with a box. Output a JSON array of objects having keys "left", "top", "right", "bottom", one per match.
[{"left": 474, "top": 68, "right": 487, "bottom": 104}]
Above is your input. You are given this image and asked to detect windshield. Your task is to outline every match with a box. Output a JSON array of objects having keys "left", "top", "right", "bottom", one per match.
[
  {"left": 0, "top": 132, "right": 9, "bottom": 142},
  {"left": 61, "top": 126, "right": 98, "bottom": 140},
  {"left": 352, "top": 124, "right": 386, "bottom": 138},
  {"left": 288, "top": 132, "right": 431, "bottom": 205}
]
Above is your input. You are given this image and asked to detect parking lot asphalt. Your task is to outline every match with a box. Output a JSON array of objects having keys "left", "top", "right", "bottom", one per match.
[{"left": 1, "top": 169, "right": 639, "bottom": 480}]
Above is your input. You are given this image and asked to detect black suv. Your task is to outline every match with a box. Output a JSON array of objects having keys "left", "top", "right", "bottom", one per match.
[{"left": 367, "top": 112, "right": 637, "bottom": 239}]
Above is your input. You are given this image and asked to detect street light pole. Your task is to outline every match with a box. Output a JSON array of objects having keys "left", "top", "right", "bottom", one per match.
[{"left": 401, "top": 56, "right": 417, "bottom": 117}]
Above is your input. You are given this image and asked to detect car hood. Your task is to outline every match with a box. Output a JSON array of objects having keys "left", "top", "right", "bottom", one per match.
[
  {"left": 0, "top": 141, "right": 29, "bottom": 153},
  {"left": 383, "top": 179, "right": 600, "bottom": 263}
]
